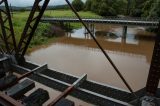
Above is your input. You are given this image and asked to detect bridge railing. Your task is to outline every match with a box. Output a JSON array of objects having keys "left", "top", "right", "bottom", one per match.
[
  {"left": 104, "top": 16, "right": 160, "bottom": 21},
  {"left": 43, "top": 15, "right": 159, "bottom": 21},
  {"left": 43, "top": 15, "right": 103, "bottom": 19}
]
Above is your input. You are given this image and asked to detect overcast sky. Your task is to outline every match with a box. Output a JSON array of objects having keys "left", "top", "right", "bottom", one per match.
[{"left": 8, "top": 0, "right": 86, "bottom": 7}]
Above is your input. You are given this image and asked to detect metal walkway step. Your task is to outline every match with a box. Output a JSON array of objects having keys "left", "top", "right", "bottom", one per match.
[
  {"left": 42, "top": 69, "right": 136, "bottom": 102},
  {"left": 23, "top": 88, "right": 49, "bottom": 106},
  {"left": 13, "top": 62, "right": 135, "bottom": 106},
  {"left": 5, "top": 79, "right": 35, "bottom": 99},
  {"left": 0, "top": 57, "right": 8, "bottom": 62},
  {"left": 55, "top": 98, "right": 75, "bottom": 106},
  {"left": 0, "top": 74, "right": 17, "bottom": 90}
]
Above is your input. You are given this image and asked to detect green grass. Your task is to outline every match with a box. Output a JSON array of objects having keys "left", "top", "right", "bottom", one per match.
[
  {"left": 11, "top": 10, "right": 101, "bottom": 50},
  {"left": 44, "top": 10, "right": 102, "bottom": 29},
  {"left": 44, "top": 10, "right": 102, "bottom": 18},
  {"left": 12, "top": 11, "right": 52, "bottom": 48}
]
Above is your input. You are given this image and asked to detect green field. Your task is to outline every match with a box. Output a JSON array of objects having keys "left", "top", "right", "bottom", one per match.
[
  {"left": 44, "top": 10, "right": 102, "bottom": 18},
  {"left": 12, "top": 10, "right": 100, "bottom": 49}
]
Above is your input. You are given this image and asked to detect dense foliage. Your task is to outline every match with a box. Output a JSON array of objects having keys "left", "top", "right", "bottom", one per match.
[
  {"left": 131, "top": 0, "right": 160, "bottom": 18},
  {"left": 72, "top": 0, "right": 84, "bottom": 12},
  {"left": 84, "top": 0, "right": 160, "bottom": 17},
  {"left": 84, "top": 0, "right": 128, "bottom": 16},
  {"left": 142, "top": 0, "right": 160, "bottom": 18}
]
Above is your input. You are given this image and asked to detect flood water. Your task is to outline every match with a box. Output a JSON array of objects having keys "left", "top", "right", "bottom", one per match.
[{"left": 26, "top": 24, "right": 158, "bottom": 105}]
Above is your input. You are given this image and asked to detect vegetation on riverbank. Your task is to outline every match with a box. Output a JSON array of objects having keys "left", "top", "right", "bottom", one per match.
[
  {"left": 43, "top": 10, "right": 101, "bottom": 18},
  {"left": 12, "top": 12, "right": 52, "bottom": 48},
  {"left": 72, "top": 0, "right": 160, "bottom": 18}
]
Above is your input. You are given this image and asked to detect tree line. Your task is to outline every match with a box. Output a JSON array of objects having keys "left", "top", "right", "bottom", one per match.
[{"left": 72, "top": 0, "right": 160, "bottom": 18}]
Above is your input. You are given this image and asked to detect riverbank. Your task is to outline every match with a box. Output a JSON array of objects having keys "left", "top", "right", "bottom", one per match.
[{"left": 12, "top": 10, "right": 100, "bottom": 52}]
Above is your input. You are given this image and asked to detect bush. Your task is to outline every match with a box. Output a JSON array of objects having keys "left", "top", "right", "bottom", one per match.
[{"left": 72, "top": 0, "right": 84, "bottom": 12}]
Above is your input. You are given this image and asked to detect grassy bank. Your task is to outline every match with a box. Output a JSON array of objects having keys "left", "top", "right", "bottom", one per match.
[
  {"left": 44, "top": 10, "right": 102, "bottom": 18},
  {"left": 12, "top": 10, "right": 101, "bottom": 50}
]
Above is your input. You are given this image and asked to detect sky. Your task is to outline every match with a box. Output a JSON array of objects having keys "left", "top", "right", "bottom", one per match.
[{"left": 8, "top": 0, "right": 86, "bottom": 7}]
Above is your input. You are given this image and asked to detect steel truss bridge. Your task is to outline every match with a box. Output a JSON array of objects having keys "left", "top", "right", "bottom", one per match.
[
  {"left": 0, "top": 0, "right": 160, "bottom": 106},
  {"left": 41, "top": 17, "right": 159, "bottom": 27}
]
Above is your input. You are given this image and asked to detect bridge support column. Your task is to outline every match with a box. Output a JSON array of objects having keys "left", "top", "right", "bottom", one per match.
[
  {"left": 122, "top": 26, "right": 127, "bottom": 39},
  {"left": 84, "top": 23, "right": 95, "bottom": 38},
  {"left": 66, "top": 22, "right": 71, "bottom": 30},
  {"left": 66, "top": 22, "right": 71, "bottom": 37},
  {"left": 60, "top": 22, "right": 64, "bottom": 28},
  {"left": 121, "top": 37, "right": 126, "bottom": 44},
  {"left": 91, "top": 23, "right": 95, "bottom": 35}
]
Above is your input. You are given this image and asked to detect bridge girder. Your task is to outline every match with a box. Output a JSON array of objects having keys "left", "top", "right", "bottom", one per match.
[
  {"left": 17, "top": 0, "right": 50, "bottom": 59},
  {"left": 146, "top": 21, "right": 160, "bottom": 95},
  {"left": 0, "top": 0, "right": 17, "bottom": 54}
]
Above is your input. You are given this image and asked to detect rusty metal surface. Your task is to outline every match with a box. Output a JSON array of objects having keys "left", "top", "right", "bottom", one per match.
[
  {"left": 0, "top": 74, "right": 17, "bottom": 90},
  {"left": 48, "top": 74, "right": 87, "bottom": 106},
  {"left": 5, "top": 79, "right": 35, "bottom": 99},
  {"left": 13, "top": 61, "right": 134, "bottom": 106},
  {"left": 17, "top": 0, "right": 50, "bottom": 58},
  {"left": 0, "top": 92, "right": 23, "bottom": 106},
  {"left": 22, "top": 88, "right": 49, "bottom": 106},
  {"left": 146, "top": 21, "right": 160, "bottom": 95},
  {"left": 0, "top": 0, "right": 17, "bottom": 54},
  {"left": 48, "top": 86, "right": 74, "bottom": 106}
]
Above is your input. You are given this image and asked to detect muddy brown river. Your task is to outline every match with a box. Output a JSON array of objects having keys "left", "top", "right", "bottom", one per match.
[{"left": 26, "top": 24, "right": 159, "bottom": 105}]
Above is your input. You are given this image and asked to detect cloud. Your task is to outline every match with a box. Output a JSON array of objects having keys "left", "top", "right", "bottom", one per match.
[{"left": 8, "top": 0, "right": 86, "bottom": 7}]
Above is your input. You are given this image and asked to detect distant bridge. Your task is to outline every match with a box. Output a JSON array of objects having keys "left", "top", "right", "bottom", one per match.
[{"left": 41, "top": 17, "right": 159, "bottom": 27}]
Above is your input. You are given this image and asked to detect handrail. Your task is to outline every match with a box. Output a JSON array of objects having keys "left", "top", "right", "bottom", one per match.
[{"left": 43, "top": 16, "right": 160, "bottom": 21}]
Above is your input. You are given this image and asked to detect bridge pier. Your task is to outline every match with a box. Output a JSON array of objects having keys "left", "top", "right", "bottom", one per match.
[
  {"left": 66, "top": 22, "right": 71, "bottom": 37},
  {"left": 65, "top": 22, "right": 71, "bottom": 30},
  {"left": 121, "top": 37, "right": 126, "bottom": 44},
  {"left": 84, "top": 23, "right": 95, "bottom": 37},
  {"left": 122, "top": 26, "right": 127, "bottom": 39}
]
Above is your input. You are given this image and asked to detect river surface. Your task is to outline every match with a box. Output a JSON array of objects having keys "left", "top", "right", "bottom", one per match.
[{"left": 26, "top": 24, "right": 158, "bottom": 105}]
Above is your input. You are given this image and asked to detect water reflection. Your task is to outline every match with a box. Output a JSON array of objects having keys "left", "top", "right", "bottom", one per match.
[{"left": 26, "top": 24, "right": 156, "bottom": 91}]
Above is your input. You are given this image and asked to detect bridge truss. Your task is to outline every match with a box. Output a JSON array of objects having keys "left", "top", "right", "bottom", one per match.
[{"left": 0, "top": 0, "right": 160, "bottom": 106}]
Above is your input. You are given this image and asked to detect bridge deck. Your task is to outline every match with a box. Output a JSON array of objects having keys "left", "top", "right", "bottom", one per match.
[
  {"left": 41, "top": 17, "right": 159, "bottom": 27},
  {"left": 12, "top": 61, "right": 150, "bottom": 106}
]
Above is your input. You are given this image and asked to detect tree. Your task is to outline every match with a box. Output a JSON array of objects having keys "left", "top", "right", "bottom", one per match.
[
  {"left": 72, "top": 0, "right": 84, "bottom": 12},
  {"left": 84, "top": 0, "right": 160, "bottom": 17},
  {"left": 84, "top": 0, "right": 92, "bottom": 11},
  {"left": 98, "top": 1, "right": 109, "bottom": 16},
  {"left": 141, "top": 0, "right": 154, "bottom": 17},
  {"left": 112, "top": 0, "right": 128, "bottom": 15},
  {"left": 90, "top": 0, "right": 100, "bottom": 13},
  {"left": 148, "top": 0, "right": 160, "bottom": 18}
]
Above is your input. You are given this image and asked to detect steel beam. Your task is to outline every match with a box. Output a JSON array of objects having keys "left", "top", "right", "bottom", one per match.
[
  {"left": 17, "top": 0, "right": 50, "bottom": 59},
  {"left": 22, "top": 88, "right": 49, "bottom": 106},
  {"left": 0, "top": 63, "right": 47, "bottom": 90},
  {"left": 48, "top": 74, "right": 87, "bottom": 106},
  {"left": 0, "top": 92, "right": 23, "bottom": 106},
  {"left": 0, "top": 0, "right": 17, "bottom": 54},
  {"left": 146, "top": 21, "right": 160, "bottom": 95},
  {"left": 13, "top": 61, "right": 135, "bottom": 106},
  {"left": 5, "top": 79, "right": 35, "bottom": 99},
  {"left": 12, "top": 63, "right": 48, "bottom": 74},
  {"left": 41, "top": 17, "right": 159, "bottom": 27}
]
